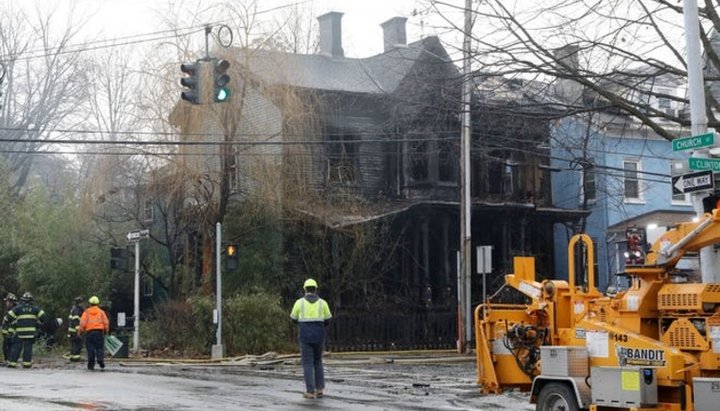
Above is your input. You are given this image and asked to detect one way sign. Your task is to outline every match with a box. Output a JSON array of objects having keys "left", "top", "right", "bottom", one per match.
[{"left": 672, "top": 170, "right": 714, "bottom": 195}]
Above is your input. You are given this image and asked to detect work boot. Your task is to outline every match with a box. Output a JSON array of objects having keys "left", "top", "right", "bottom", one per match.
[
  {"left": 99, "top": 361, "right": 105, "bottom": 370},
  {"left": 302, "top": 392, "right": 315, "bottom": 399},
  {"left": 316, "top": 389, "right": 324, "bottom": 398}
]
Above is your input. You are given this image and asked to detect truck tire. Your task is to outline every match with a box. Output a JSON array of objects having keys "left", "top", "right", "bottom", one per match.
[{"left": 536, "top": 382, "right": 580, "bottom": 411}]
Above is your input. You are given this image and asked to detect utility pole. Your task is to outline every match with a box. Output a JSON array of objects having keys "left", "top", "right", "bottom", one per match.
[
  {"left": 211, "top": 222, "right": 224, "bottom": 359},
  {"left": 126, "top": 229, "right": 149, "bottom": 352},
  {"left": 458, "top": 0, "right": 473, "bottom": 353},
  {"left": 683, "top": 0, "right": 720, "bottom": 283}
]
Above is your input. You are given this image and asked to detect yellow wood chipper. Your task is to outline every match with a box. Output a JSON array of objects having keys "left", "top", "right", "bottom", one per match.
[{"left": 475, "top": 210, "right": 720, "bottom": 411}]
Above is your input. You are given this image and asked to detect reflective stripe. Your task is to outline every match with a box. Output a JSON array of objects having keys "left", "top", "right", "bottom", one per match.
[
  {"left": 295, "top": 299, "right": 331, "bottom": 322},
  {"left": 16, "top": 314, "right": 38, "bottom": 320}
]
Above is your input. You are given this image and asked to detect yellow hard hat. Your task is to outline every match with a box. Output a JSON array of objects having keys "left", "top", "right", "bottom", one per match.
[
  {"left": 89, "top": 296, "right": 100, "bottom": 305},
  {"left": 303, "top": 278, "right": 318, "bottom": 289}
]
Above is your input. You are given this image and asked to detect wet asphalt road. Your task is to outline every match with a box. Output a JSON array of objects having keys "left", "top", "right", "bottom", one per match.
[{"left": 0, "top": 357, "right": 535, "bottom": 410}]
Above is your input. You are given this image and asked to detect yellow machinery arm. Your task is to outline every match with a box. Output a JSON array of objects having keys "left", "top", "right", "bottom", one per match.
[{"left": 475, "top": 218, "right": 720, "bottom": 411}]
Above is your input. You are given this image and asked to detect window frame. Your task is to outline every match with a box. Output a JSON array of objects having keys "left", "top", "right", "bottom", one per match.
[{"left": 623, "top": 159, "right": 643, "bottom": 203}]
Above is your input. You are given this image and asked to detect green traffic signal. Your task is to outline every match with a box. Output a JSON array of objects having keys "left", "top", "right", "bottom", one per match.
[
  {"left": 213, "top": 59, "right": 231, "bottom": 103},
  {"left": 216, "top": 87, "right": 231, "bottom": 102}
]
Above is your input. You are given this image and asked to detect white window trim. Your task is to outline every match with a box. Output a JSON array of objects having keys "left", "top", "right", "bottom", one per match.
[
  {"left": 671, "top": 192, "right": 692, "bottom": 205},
  {"left": 623, "top": 158, "right": 644, "bottom": 204}
]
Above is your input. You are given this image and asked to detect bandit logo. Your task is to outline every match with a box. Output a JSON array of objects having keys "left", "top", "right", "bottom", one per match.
[{"left": 617, "top": 346, "right": 666, "bottom": 366}]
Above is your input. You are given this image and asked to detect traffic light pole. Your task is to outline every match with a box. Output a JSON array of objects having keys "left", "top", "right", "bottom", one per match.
[{"left": 133, "top": 240, "right": 140, "bottom": 352}]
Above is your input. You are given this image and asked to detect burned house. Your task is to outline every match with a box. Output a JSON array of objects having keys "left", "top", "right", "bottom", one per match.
[{"left": 171, "top": 12, "right": 587, "bottom": 349}]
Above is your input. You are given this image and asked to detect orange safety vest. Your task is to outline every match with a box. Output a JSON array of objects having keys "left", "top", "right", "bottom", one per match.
[{"left": 78, "top": 306, "right": 109, "bottom": 334}]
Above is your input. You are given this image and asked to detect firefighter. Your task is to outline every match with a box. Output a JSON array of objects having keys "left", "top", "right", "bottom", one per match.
[
  {"left": 1, "top": 293, "right": 18, "bottom": 364},
  {"left": 290, "top": 278, "right": 332, "bottom": 399},
  {"left": 6, "top": 292, "right": 46, "bottom": 368},
  {"left": 66, "top": 296, "right": 84, "bottom": 362},
  {"left": 78, "top": 296, "right": 109, "bottom": 371}
]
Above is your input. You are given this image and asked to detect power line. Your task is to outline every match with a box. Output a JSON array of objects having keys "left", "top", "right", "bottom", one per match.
[{"left": 0, "top": 1, "right": 314, "bottom": 62}]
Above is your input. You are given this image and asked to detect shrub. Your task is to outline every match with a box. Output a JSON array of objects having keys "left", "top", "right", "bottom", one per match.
[
  {"left": 223, "top": 292, "right": 292, "bottom": 354},
  {"left": 140, "top": 292, "right": 291, "bottom": 356}
]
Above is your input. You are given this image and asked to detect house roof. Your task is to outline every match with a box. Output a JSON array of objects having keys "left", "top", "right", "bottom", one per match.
[{"left": 230, "top": 36, "right": 451, "bottom": 94}]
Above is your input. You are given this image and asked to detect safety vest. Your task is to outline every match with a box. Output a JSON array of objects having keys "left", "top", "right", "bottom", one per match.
[
  {"left": 290, "top": 296, "right": 332, "bottom": 322},
  {"left": 79, "top": 306, "right": 109, "bottom": 333},
  {"left": 7, "top": 304, "right": 46, "bottom": 339},
  {"left": 67, "top": 305, "right": 82, "bottom": 336}
]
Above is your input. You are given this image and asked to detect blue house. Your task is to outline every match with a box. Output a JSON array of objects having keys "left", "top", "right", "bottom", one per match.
[{"left": 550, "top": 64, "right": 694, "bottom": 290}]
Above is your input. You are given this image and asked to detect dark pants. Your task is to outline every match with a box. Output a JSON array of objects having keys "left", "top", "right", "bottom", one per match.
[
  {"left": 85, "top": 330, "right": 105, "bottom": 370},
  {"left": 69, "top": 334, "right": 83, "bottom": 361},
  {"left": 9, "top": 337, "right": 34, "bottom": 367},
  {"left": 300, "top": 341, "right": 324, "bottom": 394},
  {"left": 2, "top": 335, "right": 11, "bottom": 361}
]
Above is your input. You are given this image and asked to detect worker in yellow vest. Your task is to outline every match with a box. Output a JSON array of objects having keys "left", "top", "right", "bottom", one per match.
[{"left": 290, "top": 278, "right": 332, "bottom": 399}]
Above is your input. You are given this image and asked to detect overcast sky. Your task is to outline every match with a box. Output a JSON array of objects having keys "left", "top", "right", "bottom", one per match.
[{"left": 22, "top": 0, "right": 436, "bottom": 58}]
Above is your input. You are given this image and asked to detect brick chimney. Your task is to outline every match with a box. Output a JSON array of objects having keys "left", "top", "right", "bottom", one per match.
[
  {"left": 381, "top": 17, "right": 407, "bottom": 52},
  {"left": 553, "top": 45, "right": 583, "bottom": 104},
  {"left": 317, "top": 12, "right": 344, "bottom": 58}
]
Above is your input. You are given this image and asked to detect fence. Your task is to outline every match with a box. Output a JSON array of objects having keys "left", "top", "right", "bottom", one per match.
[{"left": 324, "top": 308, "right": 458, "bottom": 351}]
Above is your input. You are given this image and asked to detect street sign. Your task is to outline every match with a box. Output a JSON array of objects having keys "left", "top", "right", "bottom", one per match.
[
  {"left": 689, "top": 157, "right": 720, "bottom": 172},
  {"left": 672, "top": 132, "right": 714, "bottom": 151},
  {"left": 126, "top": 229, "right": 150, "bottom": 242},
  {"left": 672, "top": 170, "right": 714, "bottom": 195}
]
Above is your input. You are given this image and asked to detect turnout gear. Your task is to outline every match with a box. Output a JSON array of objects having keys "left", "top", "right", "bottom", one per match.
[
  {"left": 67, "top": 300, "right": 84, "bottom": 362},
  {"left": 6, "top": 298, "right": 46, "bottom": 368},
  {"left": 290, "top": 279, "right": 332, "bottom": 397},
  {"left": 2, "top": 293, "right": 18, "bottom": 363}
]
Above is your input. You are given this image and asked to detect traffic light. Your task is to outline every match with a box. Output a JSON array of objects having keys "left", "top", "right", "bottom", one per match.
[
  {"left": 213, "top": 59, "right": 231, "bottom": 103},
  {"left": 110, "top": 247, "right": 129, "bottom": 271},
  {"left": 225, "top": 243, "right": 239, "bottom": 270},
  {"left": 180, "top": 62, "right": 200, "bottom": 104}
]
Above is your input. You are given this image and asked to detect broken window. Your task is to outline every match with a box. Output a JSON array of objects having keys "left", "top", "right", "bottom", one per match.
[
  {"left": 327, "top": 132, "right": 358, "bottom": 183},
  {"left": 409, "top": 141, "right": 429, "bottom": 182},
  {"left": 503, "top": 160, "right": 518, "bottom": 195},
  {"left": 438, "top": 139, "right": 457, "bottom": 183}
]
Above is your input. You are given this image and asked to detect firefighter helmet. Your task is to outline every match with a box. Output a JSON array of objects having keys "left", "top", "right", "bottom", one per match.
[
  {"left": 74, "top": 296, "right": 84, "bottom": 303},
  {"left": 20, "top": 292, "right": 33, "bottom": 302},
  {"left": 303, "top": 278, "right": 318, "bottom": 289},
  {"left": 4, "top": 293, "right": 16, "bottom": 302},
  {"left": 89, "top": 296, "right": 100, "bottom": 305}
]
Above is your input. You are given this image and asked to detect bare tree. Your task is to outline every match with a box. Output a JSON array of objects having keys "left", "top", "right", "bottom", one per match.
[
  {"left": 425, "top": 0, "right": 713, "bottom": 140},
  {"left": 0, "top": 3, "right": 90, "bottom": 192}
]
